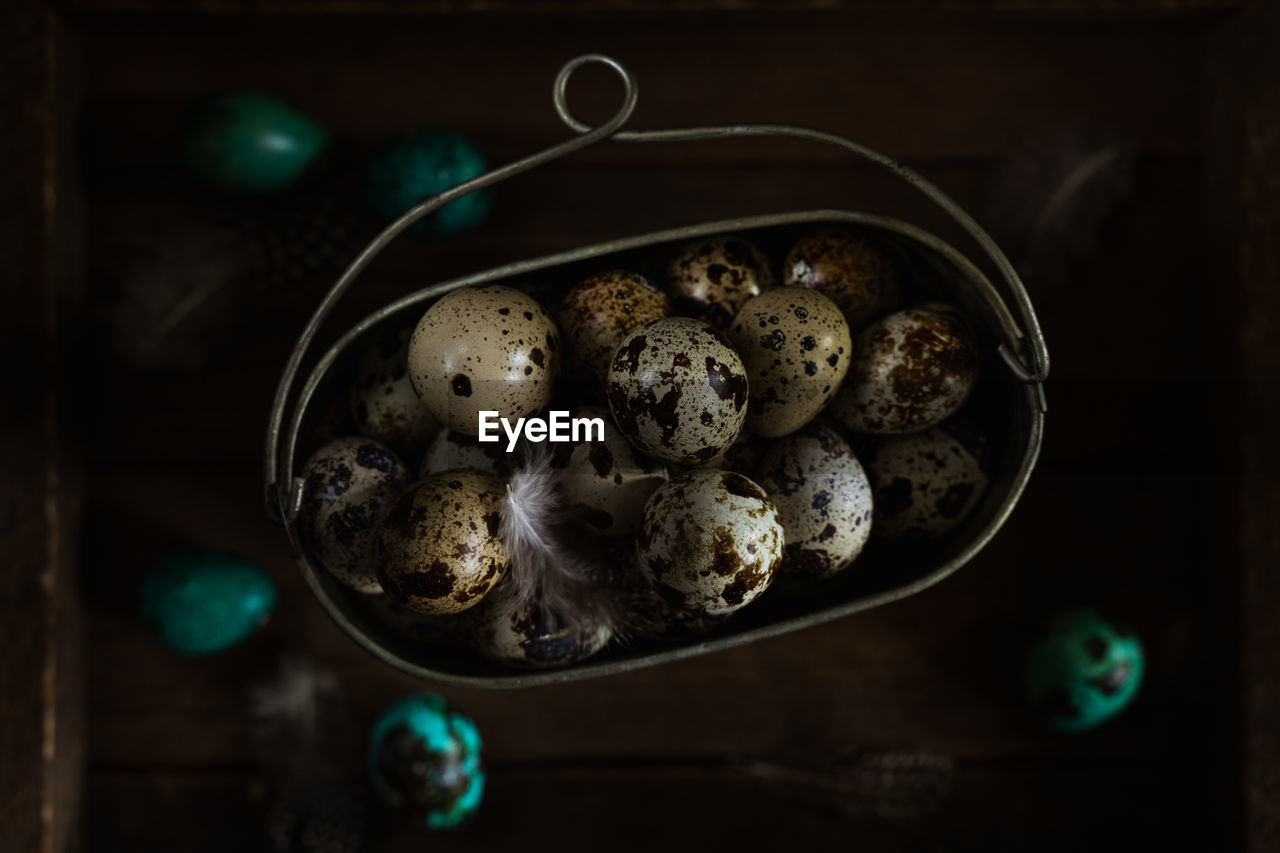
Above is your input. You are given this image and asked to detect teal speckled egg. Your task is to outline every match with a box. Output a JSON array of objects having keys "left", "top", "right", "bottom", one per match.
[
  {"left": 1026, "top": 608, "right": 1144, "bottom": 733},
  {"left": 368, "top": 694, "right": 485, "bottom": 830},
  {"left": 141, "top": 551, "right": 277, "bottom": 655},
  {"left": 366, "top": 131, "right": 491, "bottom": 236},
  {"left": 182, "top": 92, "right": 329, "bottom": 194}
]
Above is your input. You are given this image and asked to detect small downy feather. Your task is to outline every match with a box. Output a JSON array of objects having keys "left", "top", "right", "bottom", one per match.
[{"left": 498, "top": 442, "right": 627, "bottom": 636}]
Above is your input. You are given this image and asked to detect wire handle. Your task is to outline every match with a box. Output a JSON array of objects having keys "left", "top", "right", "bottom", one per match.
[{"left": 264, "top": 54, "right": 1048, "bottom": 522}]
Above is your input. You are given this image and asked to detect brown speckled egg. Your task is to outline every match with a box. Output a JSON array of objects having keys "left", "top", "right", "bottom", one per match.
[
  {"left": 373, "top": 470, "right": 506, "bottom": 614},
  {"left": 349, "top": 330, "right": 440, "bottom": 452},
  {"left": 606, "top": 317, "right": 749, "bottom": 465},
  {"left": 785, "top": 227, "right": 899, "bottom": 329},
  {"left": 637, "top": 469, "right": 783, "bottom": 616},
  {"left": 408, "top": 285, "right": 561, "bottom": 435},
  {"left": 665, "top": 236, "right": 775, "bottom": 330},
  {"left": 552, "top": 406, "right": 668, "bottom": 537},
  {"left": 419, "top": 427, "right": 518, "bottom": 480},
  {"left": 462, "top": 589, "right": 613, "bottom": 669},
  {"left": 831, "top": 303, "right": 979, "bottom": 434},
  {"left": 755, "top": 425, "right": 873, "bottom": 580},
  {"left": 729, "top": 286, "right": 851, "bottom": 438},
  {"left": 558, "top": 270, "right": 672, "bottom": 384},
  {"left": 864, "top": 426, "right": 989, "bottom": 539},
  {"left": 299, "top": 437, "right": 411, "bottom": 594}
]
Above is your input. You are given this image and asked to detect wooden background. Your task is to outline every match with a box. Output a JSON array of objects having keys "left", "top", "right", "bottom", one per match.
[{"left": 5, "top": 1, "right": 1280, "bottom": 850}]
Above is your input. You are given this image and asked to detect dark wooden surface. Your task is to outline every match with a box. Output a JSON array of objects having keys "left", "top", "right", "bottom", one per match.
[{"left": 11, "top": 2, "right": 1274, "bottom": 850}]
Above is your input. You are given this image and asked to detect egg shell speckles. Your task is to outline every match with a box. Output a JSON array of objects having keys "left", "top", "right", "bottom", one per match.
[
  {"left": 784, "top": 227, "right": 899, "bottom": 329},
  {"left": 755, "top": 425, "right": 873, "bottom": 580},
  {"left": 558, "top": 270, "right": 672, "bottom": 384},
  {"left": 409, "top": 285, "right": 561, "bottom": 435},
  {"left": 637, "top": 469, "right": 783, "bottom": 616},
  {"left": 373, "top": 470, "right": 507, "bottom": 614},
  {"left": 665, "top": 236, "right": 775, "bottom": 330},
  {"left": 300, "top": 437, "right": 411, "bottom": 594},
  {"left": 864, "top": 427, "right": 989, "bottom": 539},
  {"left": 463, "top": 589, "right": 613, "bottom": 669},
  {"left": 419, "top": 427, "right": 518, "bottom": 480},
  {"left": 831, "top": 304, "right": 979, "bottom": 434},
  {"left": 606, "top": 317, "right": 749, "bottom": 465},
  {"left": 350, "top": 329, "right": 440, "bottom": 452},
  {"left": 552, "top": 406, "right": 669, "bottom": 537},
  {"left": 729, "top": 286, "right": 852, "bottom": 438}
]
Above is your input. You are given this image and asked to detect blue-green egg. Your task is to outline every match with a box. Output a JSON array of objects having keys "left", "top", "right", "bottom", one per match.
[
  {"left": 141, "top": 551, "right": 277, "bottom": 655},
  {"left": 368, "top": 694, "right": 485, "bottom": 830},
  {"left": 1026, "top": 608, "right": 1144, "bottom": 733},
  {"left": 182, "top": 92, "right": 329, "bottom": 194},
  {"left": 366, "top": 131, "right": 491, "bottom": 236}
]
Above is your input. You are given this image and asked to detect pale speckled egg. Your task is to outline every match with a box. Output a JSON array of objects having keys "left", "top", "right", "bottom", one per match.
[
  {"left": 409, "top": 285, "right": 561, "bottom": 435},
  {"left": 606, "top": 317, "right": 749, "bottom": 465},
  {"left": 728, "top": 286, "right": 851, "bottom": 438},
  {"left": 419, "top": 427, "right": 518, "bottom": 480},
  {"left": 755, "top": 425, "right": 873, "bottom": 580},
  {"left": 349, "top": 330, "right": 440, "bottom": 452},
  {"left": 463, "top": 589, "right": 613, "bottom": 669},
  {"left": 373, "top": 470, "right": 506, "bottom": 614},
  {"left": 552, "top": 406, "right": 668, "bottom": 537},
  {"left": 665, "top": 236, "right": 775, "bottom": 330},
  {"left": 863, "top": 426, "right": 989, "bottom": 539},
  {"left": 637, "top": 469, "right": 783, "bottom": 616},
  {"left": 785, "top": 227, "right": 899, "bottom": 329},
  {"left": 300, "top": 437, "right": 411, "bottom": 594},
  {"left": 831, "top": 303, "right": 979, "bottom": 434},
  {"left": 558, "top": 270, "right": 672, "bottom": 384}
]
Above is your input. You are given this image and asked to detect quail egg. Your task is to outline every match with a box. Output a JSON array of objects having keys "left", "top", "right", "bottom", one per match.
[
  {"left": 419, "top": 427, "right": 518, "bottom": 480},
  {"left": 831, "top": 303, "right": 979, "bottom": 434},
  {"left": 637, "top": 469, "right": 783, "bottom": 616},
  {"left": 300, "top": 437, "right": 412, "bottom": 594},
  {"left": 665, "top": 236, "right": 775, "bottom": 330},
  {"left": 628, "top": 583, "right": 731, "bottom": 642},
  {"left": 552, "top": 406, "right": 668, "bottom": 536},
  {"left": 409, "top": 285, "right": 561, "bottom": 436},
  {"left": 374, "top": 470, "right": 506, "bottom": 614},
  {"left": 863, "top": 425, "right": 989, "bottom": 539},
  {"left": 755, "top": 425, "right": 873, "bottom": 580},
  {"left": 784, "top": 227, "right": 899, "bottom": 329},
  {"left": 558, "top": 270, "right": 672, "bottom": 385},
  {"left": 350, "top": 329, "right": 440, "bottom": 452},
  {"left": 607, "top": 317, "right": 749, "bottom": 465},
  {"left": 463, "top": 588, "right": 613, "bottom": 669},
  {"left": 728, "top": 286, "right": 851, "bottom": 438}
]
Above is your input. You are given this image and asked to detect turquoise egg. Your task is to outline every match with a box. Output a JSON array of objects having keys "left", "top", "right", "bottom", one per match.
[
  {"left": 1026, "top": 608, "right": 1144, "bottom": 733},
  {"left": 182, "top": 92, "right": 329, "bottom": 194},
  {"left": 366, "top": 131, "right": 492, "bottom": 236},
  {"left": 141, "top": 551, "right": 277, "bottom": 656},
  {"left": 368, "top": 694, "right": 485, "bottom": 830}
]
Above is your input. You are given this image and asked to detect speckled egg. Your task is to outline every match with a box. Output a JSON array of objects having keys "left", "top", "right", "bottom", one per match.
[
  {"left": 551, "top": 406, "right": 668, "bottom": 536},
  {"left": 463, "top": 589, "right": 613, "bottom": 669},
  {"left": 728, "top": 286, "right": 851, "bottom": 438},
  {"left": 690, "top": 430, "right": 765, "bottom": 474},
  {"left": 606, "top": 317, "right": 749, "bottom": 465},
  {"left": 409, "top": 285, "right": 561, "bottom": 436},
  {"left": 419, "top": 427, "right": 518, "bottom": 480},
  {"left": 784, "top": 227, "right": 899, "bottom": 329},
  {"left": 299, "top": 437, "right": 412, "bottom": 594},
  {"left": 831, "top": 304, "right": 979, "bottom": 434},
  {"left": 637, "top": 469, "right": 783, "bottom": 616},
  {"left": 863, "top": 426, "right": 989, "bottom": 539},
  {"left": 558, "top": 270, "right": 672, "bottom": 384},
  {"left": 666, "top": 236, "right": 775, "bottom": 330},
  {"left": 141, "top": 551, "right": 277, "bottom": 656},
  {"left": 368, "top": 694, "right": 485, "bottom": 830},
  {"left": 373, "top": 470, "right": 506, "bottom": 614},
  {"left": 755, "top": 425, "right": 873, "bottom": 580},
  {"left": 1026, "top": 609, "right": 1144, "bottom": 733},
  {"left": 350, "top": 330, "right": 440, "bottom": 452},
  {"left": 628, "top": 584, "right": 731, "bottom": 642}
]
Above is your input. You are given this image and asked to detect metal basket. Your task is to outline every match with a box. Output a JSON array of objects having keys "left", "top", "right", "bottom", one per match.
[{"left": 264, "top": 55, "right": 1048, "bottom": 688}]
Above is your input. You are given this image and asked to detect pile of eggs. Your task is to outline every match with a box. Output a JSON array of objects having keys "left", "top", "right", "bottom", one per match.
[{"left": 298, "top": 225, "right": 994, "bottom": 670}]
